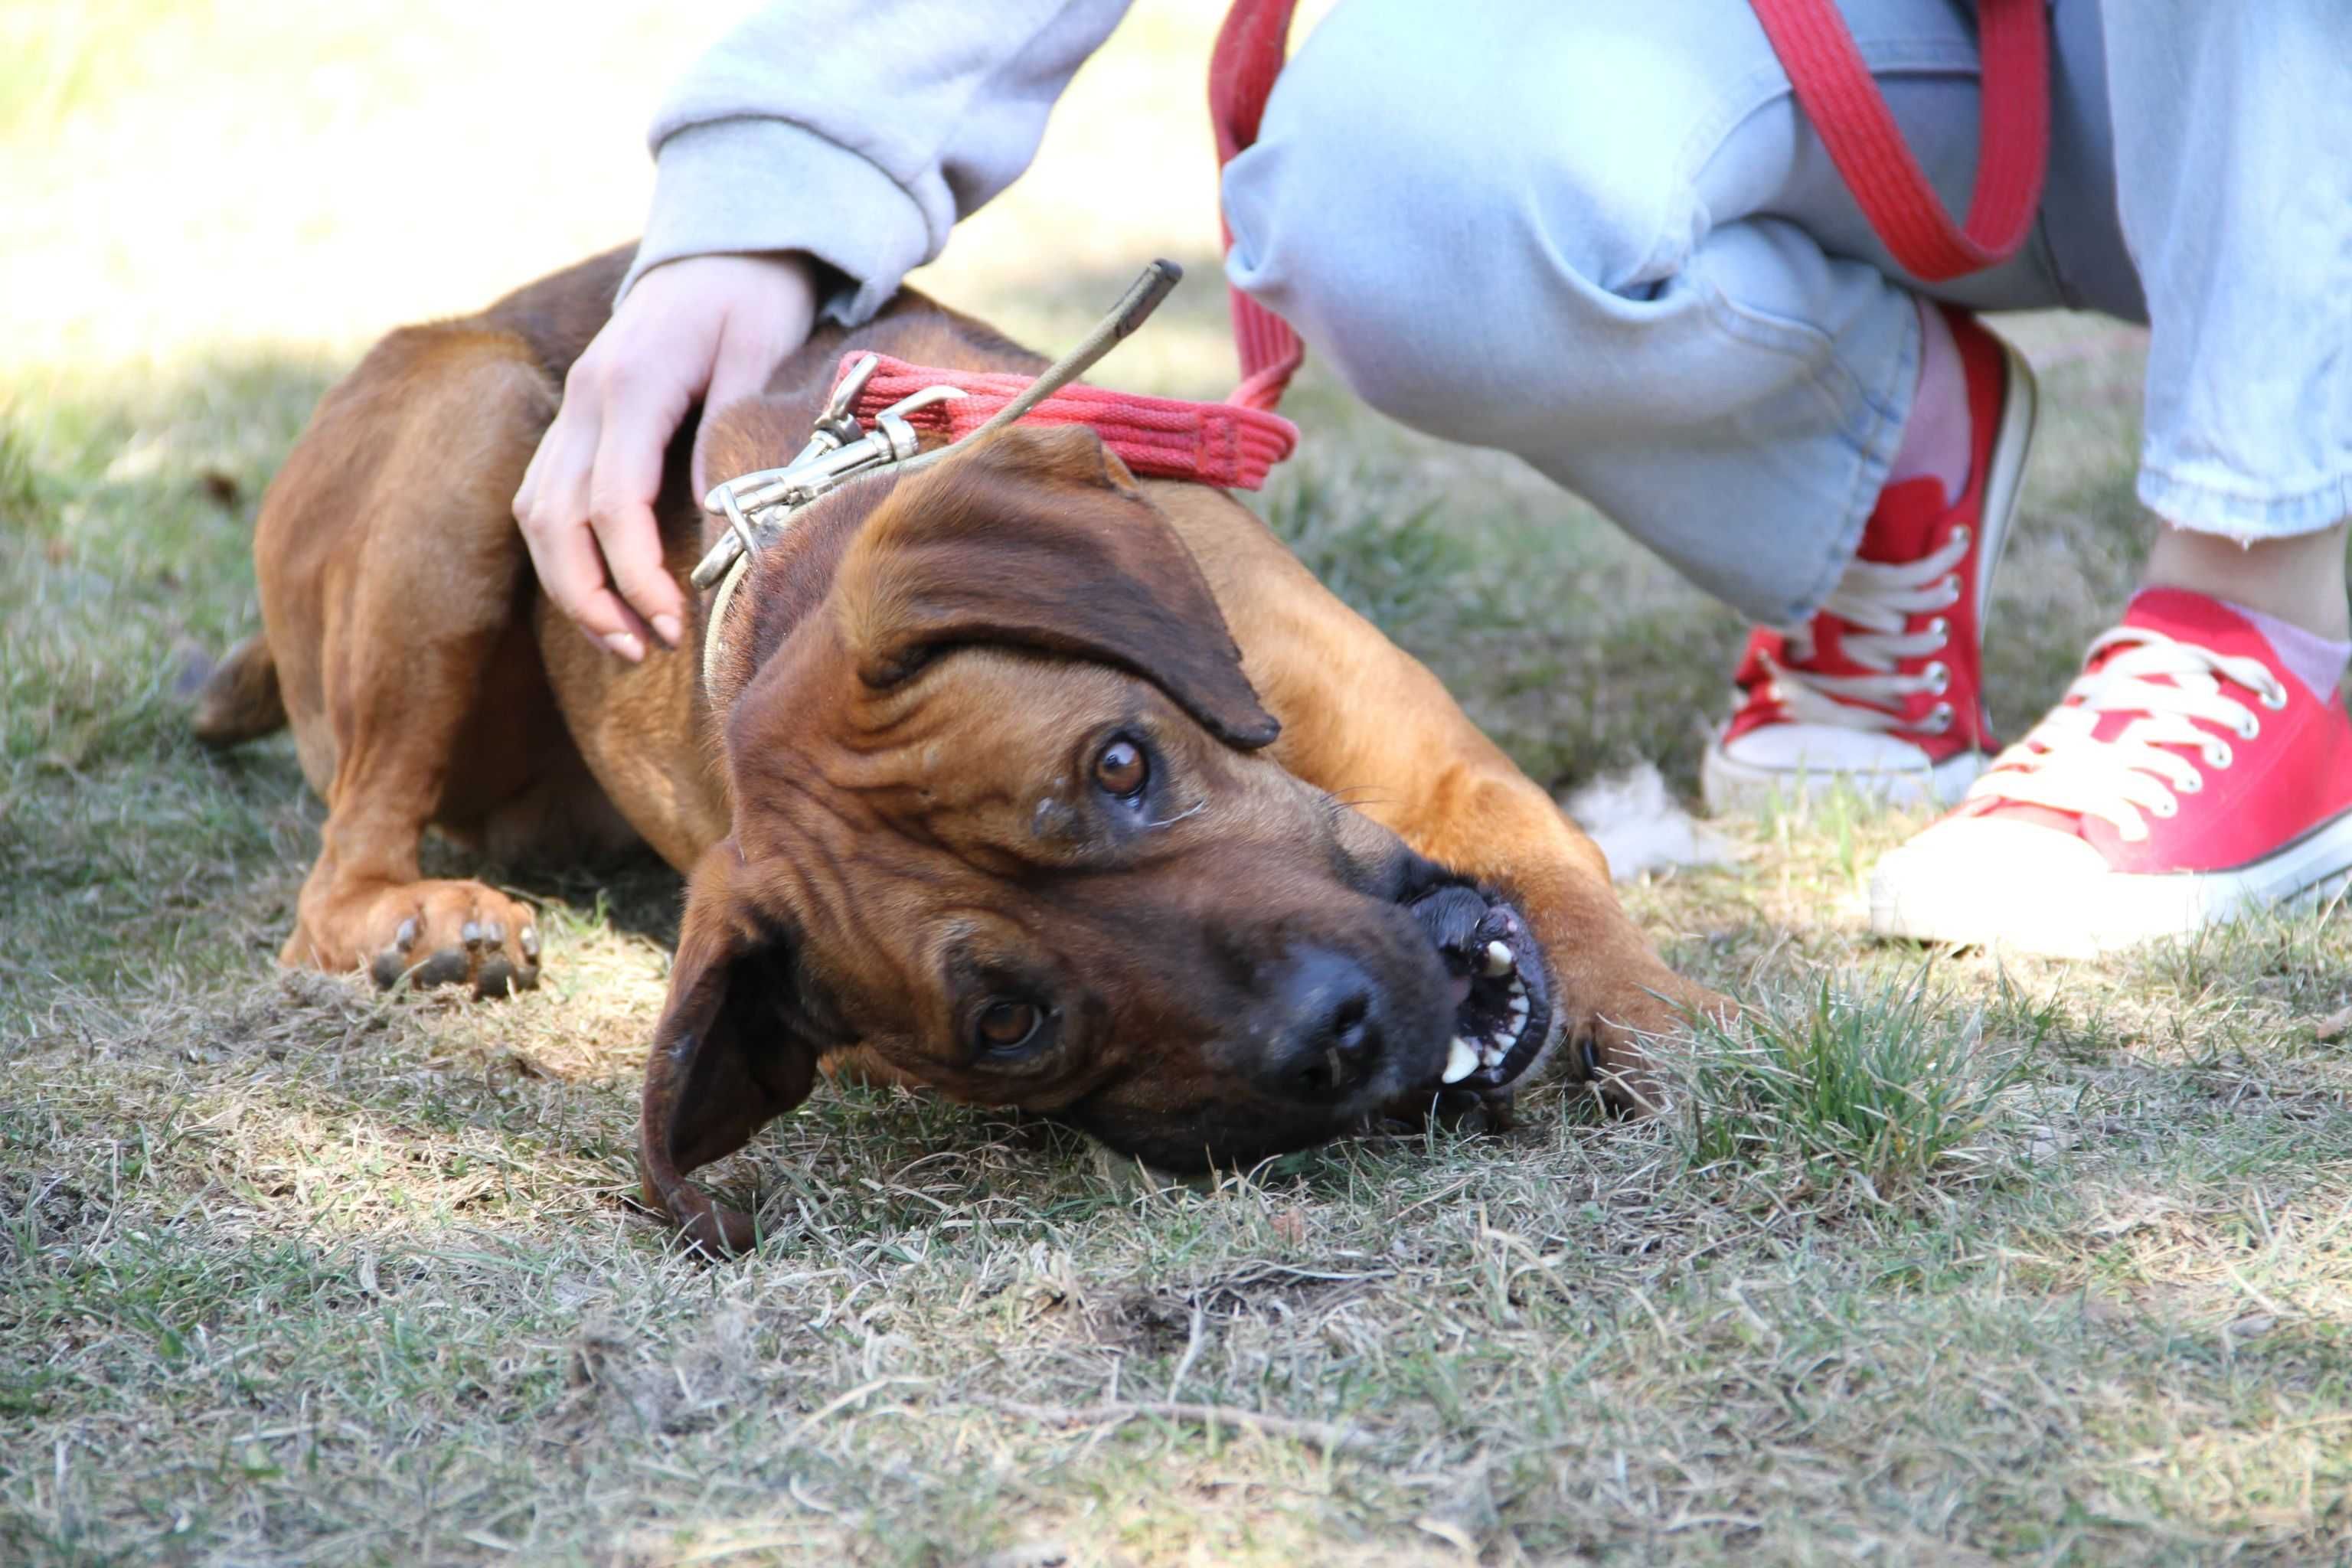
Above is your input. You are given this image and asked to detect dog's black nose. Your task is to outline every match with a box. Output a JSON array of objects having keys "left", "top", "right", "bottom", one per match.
[{"left": 1257, "top": 946, "right": 1384, "bottom": 1099}]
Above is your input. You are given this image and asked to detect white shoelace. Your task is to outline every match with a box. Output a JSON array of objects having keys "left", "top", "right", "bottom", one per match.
[
  {"left": 1966, "top": 626, "right": 2289, "bottom": 842},
  {"left": 1762, "top": 527, "right": 1973, "bottom": 733}
]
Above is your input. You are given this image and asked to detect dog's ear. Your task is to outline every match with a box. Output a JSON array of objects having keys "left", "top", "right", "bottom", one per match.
[
  {"left": 639, "top": 841, "right": 827, "bottom": 1256},
  {"left": 835, "top": 424, "right": 1281, "bottom": 750}
]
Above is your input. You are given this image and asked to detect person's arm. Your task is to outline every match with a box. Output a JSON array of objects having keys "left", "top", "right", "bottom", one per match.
[
  {"left": 515, "top": 0, "right": 1133, "bottom": 662},
  {"left": 628, "top": 0, "right": 1135, "bottom": 320}
]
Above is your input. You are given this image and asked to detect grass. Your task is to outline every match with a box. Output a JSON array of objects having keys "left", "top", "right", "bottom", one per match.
[
  {"left": 8, "top": 3, "right": 2352, "bottom": 1564},
  {"left": 1672, "top": 970, "right": 2042, "bottom": 1202}
]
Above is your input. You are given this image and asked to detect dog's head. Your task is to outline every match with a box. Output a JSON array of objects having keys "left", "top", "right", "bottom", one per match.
[{"left": 643, "top": 423, "right": 1555, "bottom": 1250}]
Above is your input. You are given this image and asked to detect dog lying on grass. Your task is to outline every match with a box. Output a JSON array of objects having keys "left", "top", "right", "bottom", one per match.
[{"left": 193, "top": 247, "right": 1725, "bottom": 1250}]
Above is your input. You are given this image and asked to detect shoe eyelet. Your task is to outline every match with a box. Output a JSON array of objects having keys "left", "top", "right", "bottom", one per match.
[
  {"left": 1922, "top": 661, "right": 1951, "bottom": 695},
  {"left": 1926, "top": 616, "right": 1950, "bottom": 643},
  {"left": 1924, "top": 701, "right": 1955, "bottom": 734},
  {"left": 2239, "top": 716, "right": 2262, "bottom": 741},
  {"left": 1950, "top": 525, "right": 1971, "bottom": 548},
  {"left": 1941, "top": 574, "right": 1963, "bottom": 605},
  {"left": 2206, "top": 741, "right": 2234, "bottom": 769},
  {"left": 2262, "top": 684, "right": 2289, "bottom": 710},
  {"left": 2151, "top": 795, "right": 2178, "bottom": 819},
  {"left": 2176, "top": 773, "right": 2203, "bottom": 794}
]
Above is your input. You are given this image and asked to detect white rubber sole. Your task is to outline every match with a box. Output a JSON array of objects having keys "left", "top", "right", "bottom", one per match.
[
  {"left": 1702, "top": 332, "right": 2040, "bottom": 819},
  {"left": 1700, "top": 741, "right": 1984, "bottom": 813},
  {"left": 1969, "top": 335, "right": 2037, "bottom": 632},
  {"left": 1870, "top": 808, "right": 2352, "bottom": 958}
]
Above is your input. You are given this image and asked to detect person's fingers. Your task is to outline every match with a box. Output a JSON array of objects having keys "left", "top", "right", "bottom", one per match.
[
  {"left": 511, "top": 369, "right": 582, "bottom": 547},
  {"left": 511, "top": 421, "right": 547, "bottom": 524},
  {"left": 517, "top": 254, "right": 822, "bottom": 654},
  {"left": 586, "top": 372, "right": 691, "bottom": 649},
  {"left": 515, "top": 389, "right": 655, "bottom": 659},
  {"left": 531, "top": 514, "right": 654, "bottom": 661},
  {"left": 694, "top": 323, "right": 787, "bottom": 498}
]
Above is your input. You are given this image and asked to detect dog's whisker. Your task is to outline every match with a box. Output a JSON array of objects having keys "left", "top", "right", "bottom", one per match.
[{"left": 1145, "top": 800, "right": 1207, "bottom": 830}]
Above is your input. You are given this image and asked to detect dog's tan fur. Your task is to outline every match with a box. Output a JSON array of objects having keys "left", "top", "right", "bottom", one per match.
[{"left": 198, "top": 247, "right": 1723, "bottom": 1250}]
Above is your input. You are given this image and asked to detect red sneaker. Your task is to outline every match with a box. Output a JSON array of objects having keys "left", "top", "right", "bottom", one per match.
[
  {"left": 1702, "top": 309, "right": 2037, "bottom": 812},
  {"left": 1871, "top": 590, "right": 2352, "bottom": 956}
]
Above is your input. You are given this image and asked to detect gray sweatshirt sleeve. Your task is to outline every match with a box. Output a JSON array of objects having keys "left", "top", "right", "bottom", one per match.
[{"left": 622, "top": 0, "right": 1136, "bottom": 321}]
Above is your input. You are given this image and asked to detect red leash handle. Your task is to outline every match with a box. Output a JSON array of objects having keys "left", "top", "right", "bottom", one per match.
[
  {"left": 1209, "top": 0, "right": 1305, "bottom": 412},
  {"left": 843, "top": 354, "right": 1298, "bottom": 491},
  {"left": 1738, "top": 0, "right": 2050, "bottom": 282}
]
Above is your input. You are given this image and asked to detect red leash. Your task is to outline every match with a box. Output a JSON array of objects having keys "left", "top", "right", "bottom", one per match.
[
  {"left": 1749, "top": 0, "right": 2049, "bottom": 282},
  {"left": 838, "top": 352, "right": 1297, "bottom": 491},
  {"left": 1206, "top": 0, "right": 2052, "bottom": 405},
  {"left": 1208, "top": 0, "right": 1306, "bottom": 413}
]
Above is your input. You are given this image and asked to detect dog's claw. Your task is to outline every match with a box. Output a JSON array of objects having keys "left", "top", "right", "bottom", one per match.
[
  {"left": 412, "top": 949, "right": 470, "bottom": 988},
  {"left": 475, "top": 956, "right": 524, "bottom": 998},
  {"left": 338, "top": 882, "right": 541, "bottom": 999}
]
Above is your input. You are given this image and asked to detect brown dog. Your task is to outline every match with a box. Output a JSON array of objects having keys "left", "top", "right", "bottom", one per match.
[{"left": 194, "top": 247, "right": 1723, "bottom": 1250}]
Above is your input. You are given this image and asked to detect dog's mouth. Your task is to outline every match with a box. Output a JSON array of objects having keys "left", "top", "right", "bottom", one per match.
[{"left": 1406, "top": 885, "right": 1557, "bottom": 1093}]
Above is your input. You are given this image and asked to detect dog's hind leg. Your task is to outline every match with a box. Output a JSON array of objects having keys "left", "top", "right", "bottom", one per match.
[{"left": 263, "top": 327, "right": 560, "bottom": 997}]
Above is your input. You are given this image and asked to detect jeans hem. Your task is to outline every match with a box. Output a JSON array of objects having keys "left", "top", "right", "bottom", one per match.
[{"left": 2138, "top": 468, "right": 2352, "bottom": 541}]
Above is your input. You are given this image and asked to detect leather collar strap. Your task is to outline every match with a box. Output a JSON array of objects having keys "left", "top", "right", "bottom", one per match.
[{"left": 838, "top": 353, "right": 1298, "bottom": 490}]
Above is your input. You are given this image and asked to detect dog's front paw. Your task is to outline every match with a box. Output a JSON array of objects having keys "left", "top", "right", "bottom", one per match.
[
  {"left": 1563, "top": 975, "right": 1731, "bottom": 1116},
  {"left": 283, "top": 879, "right": 541, "bottom": 998},
  {"left": 364, "top": 880, "right": 541, "bottom": 998}
]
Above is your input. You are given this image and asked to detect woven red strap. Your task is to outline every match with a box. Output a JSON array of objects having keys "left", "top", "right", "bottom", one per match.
[
  {"left": 1749, "top": 0, "right": 2050, "bottom": 282},
  {"left": 842, "top": 354, "right": 1299, "bottom": 491},
  {"left": 1209, "top": 0, "right": 1305, "bottom": 412}
]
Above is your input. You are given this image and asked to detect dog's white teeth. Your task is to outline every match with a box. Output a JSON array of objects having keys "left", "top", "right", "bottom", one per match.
[
  {"left": 1481, "top": 940, "right": 1514, "bottom": 978},
  {"left": 1508, "top": 996, "right": 1530, "bottom": 1023},
  {"left": 1506, "top": 975, "right": 1526, "bottom": 998},
  {"left": 1442, "top": 1036, "right": 1479, "bottom": 1084}
]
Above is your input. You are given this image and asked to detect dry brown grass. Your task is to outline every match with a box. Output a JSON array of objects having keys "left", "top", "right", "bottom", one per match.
[{"left": 8, "top": 4, "right": 2352, "bottom": 1564}]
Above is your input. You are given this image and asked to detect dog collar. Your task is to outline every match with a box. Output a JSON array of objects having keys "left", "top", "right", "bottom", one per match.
[{"left": 694, "top": 262, "right": 1298, "bottom": 697}]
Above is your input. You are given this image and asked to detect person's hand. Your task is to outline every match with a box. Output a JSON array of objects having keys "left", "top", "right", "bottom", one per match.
[{"left": 513, "top": 252, "right": 819, "bottom": 660}]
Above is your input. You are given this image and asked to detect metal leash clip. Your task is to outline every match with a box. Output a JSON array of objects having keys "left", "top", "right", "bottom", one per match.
[
  {"left": 689, "top": 356, "right": 968, "bottom": 590},
  {"left": 691, "top": 259, "right": 1184, "bottom": 597}
]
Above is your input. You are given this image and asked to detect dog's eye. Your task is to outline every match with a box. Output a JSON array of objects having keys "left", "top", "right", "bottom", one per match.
[
  {"left": 974, "top": 998, "right": 1044, "bottom": 1055},
  {"left": 1094, "top": 737, "right": 1148, "bottom": 799}
]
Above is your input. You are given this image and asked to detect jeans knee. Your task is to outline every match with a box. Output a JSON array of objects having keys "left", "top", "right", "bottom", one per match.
[{"left": 1222, "top": 0, "right": 1717, "bottom": 434}]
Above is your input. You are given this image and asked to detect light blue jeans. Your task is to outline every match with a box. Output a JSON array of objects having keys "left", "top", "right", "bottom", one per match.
[{"left": 1221, "top": 0, "right": 2352, "bottom": 626}]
